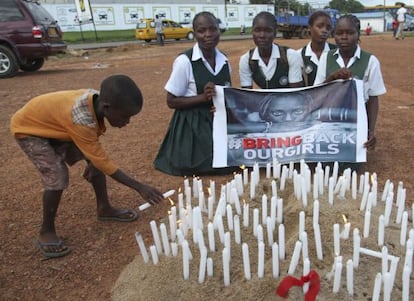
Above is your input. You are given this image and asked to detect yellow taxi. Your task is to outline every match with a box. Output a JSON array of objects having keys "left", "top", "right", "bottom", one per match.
[{"left": 135, "top": 18, "right": 194, "bottom": 42}]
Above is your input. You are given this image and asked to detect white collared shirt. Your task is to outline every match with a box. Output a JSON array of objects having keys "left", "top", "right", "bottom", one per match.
[
  {"left": 297, "top": 42, "right": 333, "bottom": 67},
  {"left": 165, "top": 43, "right": 230, "bottom": 97},
  {"left": 239, "top": 43, "right": 302, "bottom": 87},
  {"left": 314, "top": 45, "right": 386, "bottom": 101}
]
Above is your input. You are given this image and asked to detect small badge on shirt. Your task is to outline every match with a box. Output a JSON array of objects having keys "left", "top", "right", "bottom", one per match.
[{"left": 279, "top": 76, "right": 289, "bottom": 86}]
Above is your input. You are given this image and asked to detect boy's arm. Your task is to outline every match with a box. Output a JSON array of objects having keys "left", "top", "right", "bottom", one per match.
[{"left": 110, "top": 169, "right": 164, "bottom": 205}]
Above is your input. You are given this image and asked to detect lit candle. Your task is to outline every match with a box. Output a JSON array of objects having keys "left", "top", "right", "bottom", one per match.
[
  {"left": 234, "top": 215, "right": 241, "bottom": 244},
  {"left": 277, "top": 198, "right": 283, "bottom": 224},
  {"left": 258, "top": 241, "right": 265, "bottom": 278},
  {"left": 332, "top": 256, "right": 342, "bottom": 293},
  {"left": 242, "top": 242, "right": 251, "bottom": 280},
  {"left": 207, "top": 222, "right": 215, "bottom": 252},
  {"left": 160, "top": 223, "right": 171, "bottom": 256},
  {"left": 342, "top": 222, "right": 351, "bottom": 240},
  {"left": 334, "top": 223, "right": 340, "bottom": 255},
  {"left": 182, "top": 240, "right": 190, "bottom": 280},
  {"left": 198, "top": 246, "right": 207, "bottom": 284},
  {"left": 378, "top": 214, "right": 385, "bottom": 246},
  {"left": 372, "top": 273, "right": 382, "bottom": 301},
  {"left": 278, "top": 224, "right": 285, "bottom": 260},
  {"left": 150, "top": 220, "right": 162, "bottom": 254},
  {"left": 363, "top": 209, "right": 371, "bottom": 238},
  {"left": 346, "top": 259, "right": 353, "bottom": 295},
  {"left": 287, "top": 240, "right": 302, "bottom": 275},
  {"left": 207, "top": 257, "right": 213, "bottom": 277},
  {"left": 253, "top": 208, "right": 259, "bottom": 237},
  {"left": 222, "top": 247, "right": 230, "bottom": 286},
  {"left": 134, "top": 232, "right": 149, "bottom": 263},
  {"left": 149, "top": 245, "right": 159, "bottom": 265},
  {"left": 234, "top": 174, "right": 243, "bottom": 196},
  {"left": 314, "top": 223, "right": 323, "bottom": 260},
  {"left": 400, "top": 211, "right": 408, "bottom": 246},
  {"left": 243, "top": 202, "right": 249, "bottom": 228},
  {"left": 272, "top": 242, "right": 279, "bottom": 278}
]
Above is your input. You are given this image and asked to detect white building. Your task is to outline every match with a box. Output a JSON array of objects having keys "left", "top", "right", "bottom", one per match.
[{"left": 40, "top": 1, "right": 274, "bottom": 32}]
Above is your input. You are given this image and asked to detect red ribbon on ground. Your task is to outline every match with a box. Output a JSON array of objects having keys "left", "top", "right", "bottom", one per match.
[{"left": 275, "top": 270, "right": 320, "bottom": 301}]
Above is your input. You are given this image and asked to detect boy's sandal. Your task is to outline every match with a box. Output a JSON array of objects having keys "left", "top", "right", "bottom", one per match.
[
  {"left": 34, "top": 239, "right": 71, "bottom": 258},
  {"left": 97, "top": 208, "right": 138, "bottom": 222}
]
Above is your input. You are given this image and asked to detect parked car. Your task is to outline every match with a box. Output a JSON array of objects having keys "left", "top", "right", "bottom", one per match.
[
  {"left": 135, "top": 18, "right": 194, "bottom": 43},
  {"left": 403, "top": 14, "right": 414, "bottom": 31},
  {"left": 217, "top": 18, "right": 227, "bottom": 33},
  {"left": 0, "top": 0, "right": 67, "bottom": 78}
]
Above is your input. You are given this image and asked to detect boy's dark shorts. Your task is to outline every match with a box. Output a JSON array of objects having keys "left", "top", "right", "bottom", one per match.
[{"left": 16, "top": 136, "right": 85, "bottom": 191}]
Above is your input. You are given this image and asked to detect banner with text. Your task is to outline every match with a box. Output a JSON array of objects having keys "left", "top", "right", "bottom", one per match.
[
  {"left": 74, "top": 0, "right": 93, "bottom": 24},
  {"left": 213, "top": 79, "right": 367, "bottom": 167}
]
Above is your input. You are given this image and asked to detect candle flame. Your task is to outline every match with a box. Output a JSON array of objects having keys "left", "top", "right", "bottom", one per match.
[
  {"left": 370, "top": 175, "right": 374, "bottom": 185},
  {"left": 243, "top": 199, "right": 246, "bottom": 205},
  {"left": 176, "top": 219, "right": 182, "bottom": 225},
  {"left": 168, "top": 197, "right": 174, "bottom": 206},
  {"left": 207, "top": 187, "right": 211, "bottom": 196},
  {"left": 342, "top": 214, "right": 348, "bottom": 224},
  {"left": 178, "top": 187, "right": 182, "bottom": 193},
  {"left": 240, "top": 164, "right": 246, "bottom": 170}
]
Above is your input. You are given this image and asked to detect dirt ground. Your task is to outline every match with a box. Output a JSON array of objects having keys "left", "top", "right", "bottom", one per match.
[{"left": 0, "top": 34, "right": 413, "bottom": 300}]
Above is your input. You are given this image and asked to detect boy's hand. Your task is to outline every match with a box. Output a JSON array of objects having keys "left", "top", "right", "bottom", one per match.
[
  {"left": 364, "top": 130, "right": 376, "bottom": 151},
  {"left": 137, "top": 184, "right": 164, "bottom": 205},
  {"left": 327, "top": 68, "right": 352, "bottom": 82}
]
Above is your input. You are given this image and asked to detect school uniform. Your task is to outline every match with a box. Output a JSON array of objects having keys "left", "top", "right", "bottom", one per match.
[{"left": 154, "top": 43, "right": 232, "bottom": 176}]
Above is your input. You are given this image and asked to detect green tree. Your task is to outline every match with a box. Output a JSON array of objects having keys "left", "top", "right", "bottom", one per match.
[{"left": 328, "top": 0, "right": 365, "bottom": 13}]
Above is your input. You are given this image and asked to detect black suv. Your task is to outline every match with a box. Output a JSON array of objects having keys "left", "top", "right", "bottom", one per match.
[{"left": 0, "top": 0, "right": 67, "bottom": 78}]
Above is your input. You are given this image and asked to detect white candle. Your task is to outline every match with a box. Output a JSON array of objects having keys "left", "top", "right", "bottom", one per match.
[
  {"left": 171, "top": 242, "right": 178, "bottom": 256},
  {"left": 226, "top": 204, "right": 233, "bottom": 231},
  {"left": 353, "top": 229, "right": 360, "bottom": 268},
  {"left": 266, "top": 162, "right": 271, "bottom": 178},
  {"left": 341, "top": 222, "right": 351, "bottom": 240},
  {"left": 169, "top": 214, "right": 177, "bottom": 241},
  {"left": 360, "top": 182, "right": 369, "bottom": 211},
  {"left": 288, "top": 241, "right": 302, "bottom": 275},
  {"left": 324, "top": 165, "right": 330, "bottom": 187},
  {"left": 207, "top": 257, "right": 213, "bottom": 277},
  {"left": 208, "top": 196, "right": 214, "bottom": 221},
  {"left": 150, "top": 220, "right": 162, "bottom": 254},
  {"left": 250, "top": 174, "right": 256, "bottom": 199},
  {"left": 261, "top": 194, "right": 268, "bottom": 226},
  {"left": 303, "top": 258, "right": 310, "bottom": 294},
  {"left": 258, "top": 241, "right": 265, "bottom": 278},
  {"left": 280, "top": 165, "right": 287, "bottom": 191},
  {"left": 234, "top": 215, "right": 241, "bottom": 244},
  {"left": 332, "top": 257, "right": 342, "bottom": 293},
  {"left": 242, "top": 242, "right": 251, "bottom": 280},
  {"left": 272, "top": 242, "right": 279, "bottom": 278},
  {"left": 243, "top": 203, "right": 249, "bottom": 228},
  {"left": 378, "top": 214, "right": 385, "bottom": 246},
  {"left": 234, "top": 174, "right": 243, "bottom": 196},
  {"left": 278, "top": 224, "right": 285, "bottom": 260},
  {"left": 207, "top": 222, "right": 215, "bottom": 252},
  {"left": 149, "top": 245, "right": 159, "bottom": 265},
  {"left": 222, "top": 247, "right": 230, "bottom": 286},
  {"left": 346, "top": 259, "right": 353, "bottom": 295},
  {"left": 271, "top": 180, "right": 277, "bottom": 198},
  {"left": 402, "top": 265, "right": 410, "bottom": 301},
  {"left": 182, "top": 240, "right": 190, "bottom": 280},
  {"left": 351, "top": 170, "right": 357, "bottom": 200},
  {"left": 301, "top": 231, "right": 309, "bottom": 260},
  {"left": 332, "top": 161, "right": 339, "bottom": 185},
  {"left": 134, "top": 232, "right": 149, "bottom": 263},
  {"left": 371, "top": 273, "right": 382, "bottom": 301},
  {"left": 216, "top": 214, "right": 225, "bottom": 244},
  {"left": 404, "top": 239, "right": 413, "bottom": 271},
  {"left": 198, "top": 246, "right": 207, "bottom": 284},
  {"left": 381, "top": 246, "right": 389, "bottom": 276},
  {"left": 299, "top": 211, "right": 305, "bottom": 239},
  {"left": 253, "top": 208, "right": 259, "bottom": 237},
  {"left": 160, "top": 223, "right": 171, "bottom": 256},
  {"left": 224, "top": 232, "right": 231, "bottom": 256},
  {"left": 270, "top": 196, "right": 277, "bottom": 229},
  {"left": 232, "top": 188, "right": 242, "bottom": 215},
  {"left": 314, "top": 223, "right": 323, "bottom": 260},
  {"left": 400, "top": 211, "right": 408, "bottom": 246},
  {"left": 243, "top": 168, "right": 249, "bottom": 186},
  {"left": 301, "top": 175, "right": 308, "bottom": 207},
  {"left": 313, "top": 172, "right": 319, "bottom": 201},
  {"left": 266, "top": 216, "right": 273, "bottom": 246},
  {"left": 274, "top": 199, "right": 282, "bottom": 225},
  {"left": 363, "top": 210, "right": 371, "bottom": 238},
  {"left": 383, "top": 272, "right": 392, "bottom": 301},
  {"left": 334, "top": 223, "right": 340, "bottom": 255},
  {"left": 381, "top": 179, "right": 390, "bottom": 201},
  {"left": 359, "top": 247, "right": 398, "bottom": 261},
  {"left": 313, "top": 200, "right": 319, "bottom": 226},
  {"left": 328, "top": 177, "right": 334, "bottom": 205},
  {"left": 257, "top": 224, "right": 263, "bottom": 243}
]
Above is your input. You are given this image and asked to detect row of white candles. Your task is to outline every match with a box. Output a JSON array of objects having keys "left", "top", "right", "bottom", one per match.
[{"left": 135, "top": 161, "right": 413, "bottom": 299}]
